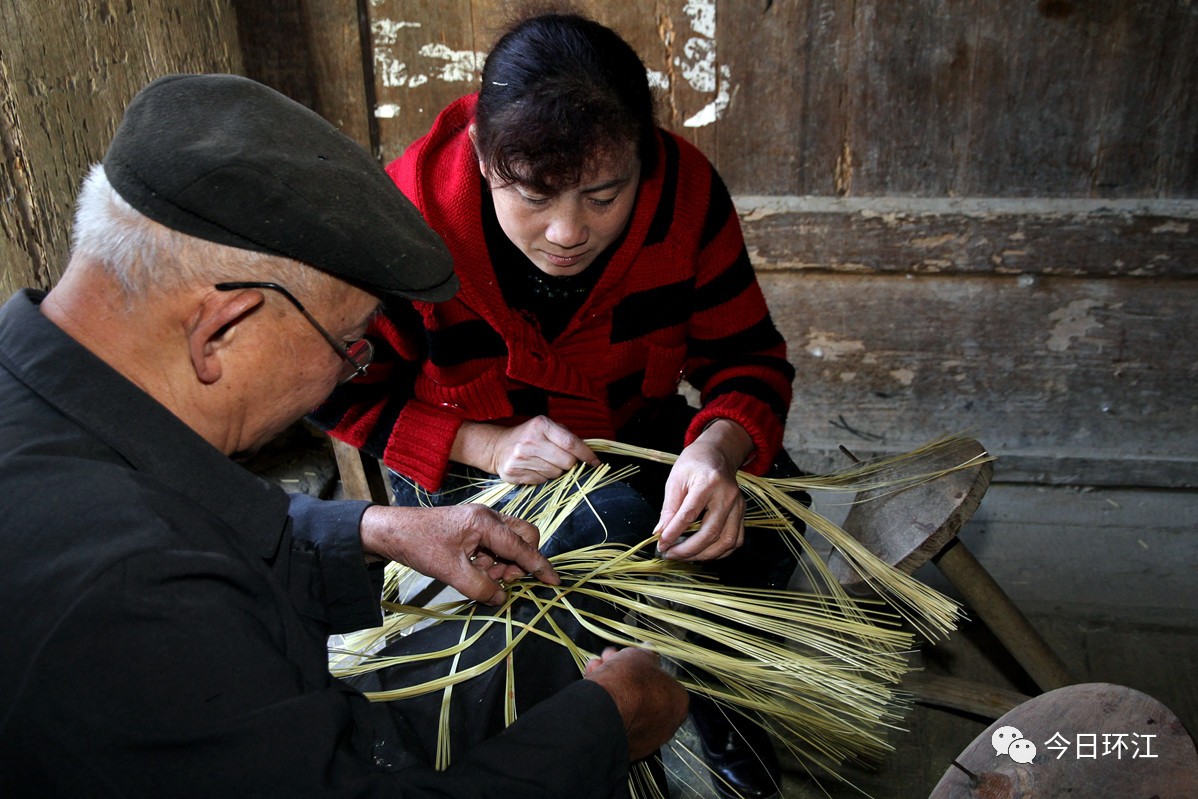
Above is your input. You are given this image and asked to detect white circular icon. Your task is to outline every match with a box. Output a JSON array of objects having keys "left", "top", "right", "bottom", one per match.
[
  {"left": 991, "top": 725, "right": 1024, "bottom": 756},
  {"left": 1008, "top": 738, "right": 1037, "bottom": 764}
]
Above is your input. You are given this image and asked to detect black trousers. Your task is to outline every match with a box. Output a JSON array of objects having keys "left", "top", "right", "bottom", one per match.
[{"left": 349, "top": 587, "right": 617, "bottom": 771}]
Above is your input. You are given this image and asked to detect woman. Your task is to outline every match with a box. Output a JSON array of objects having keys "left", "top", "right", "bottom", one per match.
[{"left": 315, "top": 11, "right": 800, "bottom": 798}]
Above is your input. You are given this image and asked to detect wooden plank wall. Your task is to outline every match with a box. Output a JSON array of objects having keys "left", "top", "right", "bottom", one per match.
[
  {"left": 3, "top": 1, "right": 1196, "bottom": 488},
  {"left": 0, "top": 1, "right": 243, "bottom": 299}
]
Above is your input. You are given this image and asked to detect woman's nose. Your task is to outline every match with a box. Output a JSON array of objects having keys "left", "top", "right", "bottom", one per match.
[{"left": 545, "top": 205, "right": 588, "bottom": 248}]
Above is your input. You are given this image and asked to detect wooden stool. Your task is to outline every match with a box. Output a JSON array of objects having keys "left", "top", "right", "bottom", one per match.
[
  {"left": 826, "top": 438, "right": 1074, "bottom": 717},
  {"left": 928, "top": 682, "right": 1198, "bottom": 797},
  {"left": 331, "top": 437, "right": 390, "bottom": 503}
]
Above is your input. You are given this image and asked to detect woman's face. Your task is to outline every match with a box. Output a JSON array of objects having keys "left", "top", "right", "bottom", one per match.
[{"left": 481, "top": 145, "right": 640, "bottom": 278}]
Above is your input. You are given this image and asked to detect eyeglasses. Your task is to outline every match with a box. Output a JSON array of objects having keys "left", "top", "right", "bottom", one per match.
[{"left": 214, "top": 281, "right": 374, "bottom": 384}]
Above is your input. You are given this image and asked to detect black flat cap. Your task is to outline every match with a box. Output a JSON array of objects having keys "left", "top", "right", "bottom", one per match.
[{"left": 103, "top": 73, "right": 457, "bottom": 302}]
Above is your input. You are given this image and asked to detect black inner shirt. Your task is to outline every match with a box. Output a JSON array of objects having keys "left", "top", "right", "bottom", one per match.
[{"left": 483, "top": 180, "right": 624, "bottom": 342}]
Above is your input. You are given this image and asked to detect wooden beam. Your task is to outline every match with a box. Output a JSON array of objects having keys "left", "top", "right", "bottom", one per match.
[{"left": 739, "top": 196, "right": 1198, "bottom": 278}]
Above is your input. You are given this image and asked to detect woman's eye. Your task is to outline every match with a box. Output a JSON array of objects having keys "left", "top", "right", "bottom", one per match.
[
  {"left": 516, "top": 189, "right": 550, "bottom": 206},
  {"left": 589, "top": 196, "right": 617, "bottom": 207}
]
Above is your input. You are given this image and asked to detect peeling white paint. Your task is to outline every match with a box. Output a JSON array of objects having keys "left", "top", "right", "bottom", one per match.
[
  {"left": 859, "top": 209, "right": 907, "bottom": 225},
  {"left": 375, "top": 103, "right": 400, "bottom": 119},
  {"left": 684, "top": 105, "right": 719, "bottom": 128},
  {"left": 910, "top": 234, "right": 959, "bottom": 248},
  {"left": 673, "top": 0, "right": 735, "bottom": 127},
  {"left": 418, "top": 43, "right": 485, "bottom": 82},
  {"left": 1046, "top": 299, "right": 1103, "bottom": 353},
  {"left": 372, "top": 18, "right": 421, "bottom": 46},
  {"left": 684, "top": 63, "right": 731, "bottom": 127},
  {"left": 1151, "top": 220, "right": 1190, "bottom": 234},
  {"left": 683, "top": 0, "right": 716, "bottom": 38},
  {"left": 889, "top": 368, "right": 915, "bottom": 386},
  {"left": 371, "top": 21, "right": 484, "bottom": 89},
  {"left": 805, "top": 331, "right": 866, "bottom": 361},
  {"left": 374, "top": 53, "right": 411, "bottom": 88},
  {"left": 678, "top": 37, "right": 716, "bottom": 92},
  {"left": 370, "top": 1, "right": 738, "bottom": 127}
]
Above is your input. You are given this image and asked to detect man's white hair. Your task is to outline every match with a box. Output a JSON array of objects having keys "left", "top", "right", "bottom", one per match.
[{"left": 71, "top": 164, "right": 329, "bottom": 301}]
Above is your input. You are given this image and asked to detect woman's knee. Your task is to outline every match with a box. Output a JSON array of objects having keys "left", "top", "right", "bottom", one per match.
[{"left": 541, "top": 481, "right": 656, "bottom": 556}]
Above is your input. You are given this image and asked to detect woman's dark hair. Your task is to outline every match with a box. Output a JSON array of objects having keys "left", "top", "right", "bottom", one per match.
[{"left": 473, "top": 12, "right": 658, "bottom": 194}]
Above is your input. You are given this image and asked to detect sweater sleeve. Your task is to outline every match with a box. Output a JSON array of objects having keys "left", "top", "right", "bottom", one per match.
[
  {"left": 312, "top": 103, "right": 479, "bottom": 493},
  {"left": 309, "top": 300, "right": 464, "bottom": 492},
  {"left": 680, "top": 160, "right": 795, "bottom": 474}
]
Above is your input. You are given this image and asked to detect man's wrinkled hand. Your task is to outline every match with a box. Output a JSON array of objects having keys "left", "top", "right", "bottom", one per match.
[
  {"left": 584, "top": 646, "right": 688, "bottom": 761},
  {"left": 360, "top": 504, "right": 558, "bottom": 604}
]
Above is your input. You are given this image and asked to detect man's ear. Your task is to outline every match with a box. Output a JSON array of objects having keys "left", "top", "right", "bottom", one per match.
[{"left": 186, "top": 289, "right": 264, "bottom": 385}]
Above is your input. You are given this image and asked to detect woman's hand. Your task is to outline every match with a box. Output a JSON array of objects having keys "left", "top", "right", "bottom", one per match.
[
  {"left": 454, "top": 416, "right": 599, "bottom": 484},
  {"left": 359, "top": 503, "right": 559, "bottom": 605},
  {"left": 655, "top": 419, "right": 753, "bottom": 561}
]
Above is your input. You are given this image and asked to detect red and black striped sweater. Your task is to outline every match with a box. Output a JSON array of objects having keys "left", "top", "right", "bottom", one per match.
[{"left": 313, "top": 94, "right": 795, "bottom": 491}]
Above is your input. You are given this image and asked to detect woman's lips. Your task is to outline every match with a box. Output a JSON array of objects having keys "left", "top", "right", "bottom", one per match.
[{"left": 542, "top": 251, "right": 586, "bottom": 267}]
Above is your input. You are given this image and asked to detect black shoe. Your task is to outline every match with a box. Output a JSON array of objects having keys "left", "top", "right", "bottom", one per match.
[{"left": 689, "top": 695, "right": 782, "bottom": 799}]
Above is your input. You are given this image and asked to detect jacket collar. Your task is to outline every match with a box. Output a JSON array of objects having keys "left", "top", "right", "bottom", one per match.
[{"left": 0, "top": 289, "right": 290, "bottom": 560}]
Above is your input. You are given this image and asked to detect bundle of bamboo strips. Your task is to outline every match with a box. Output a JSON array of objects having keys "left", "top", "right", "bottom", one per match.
[{"left": 328, "top": 434, "right": 992, "bottom": 793}]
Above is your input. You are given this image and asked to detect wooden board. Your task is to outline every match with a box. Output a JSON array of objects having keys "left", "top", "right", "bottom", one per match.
[
  {"left": 738, "top": 196, "right": 1198, "bottom": 278},
  {"left": 361, "top": 0, "right": 727, "bottom": 162},
  {"left": 763, "top": 269, "right": 1198, "bottom": 487},
  {"left": 233, "top": 0, "right": 372, "bottom": 148},
  {"left": 737, "top": 195, "right": 1198, "bottom": 487},
  {"left": 718, "top": 0, "right": 1198, "bottom": 197},
  {"left": 358, "top": 0, "right": 479, "bottom": 163},
  {"left": 346, "top": 1, "right": 1198, "bottom": 195},
  {"left": 0, "top": 0, "right": 243, "bottom": 296},
  {"left": 928, "top": 682, "right": 1198, "bottom": 798}
]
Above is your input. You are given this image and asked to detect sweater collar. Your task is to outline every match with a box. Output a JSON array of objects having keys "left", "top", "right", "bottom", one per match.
[{"left": 417, "top": 94, "right": 667, "bottom": 343}]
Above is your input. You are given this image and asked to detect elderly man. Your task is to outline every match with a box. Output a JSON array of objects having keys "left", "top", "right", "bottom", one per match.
[{"left": 0, "top": 73, "right": 685, "bottom": 797}]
